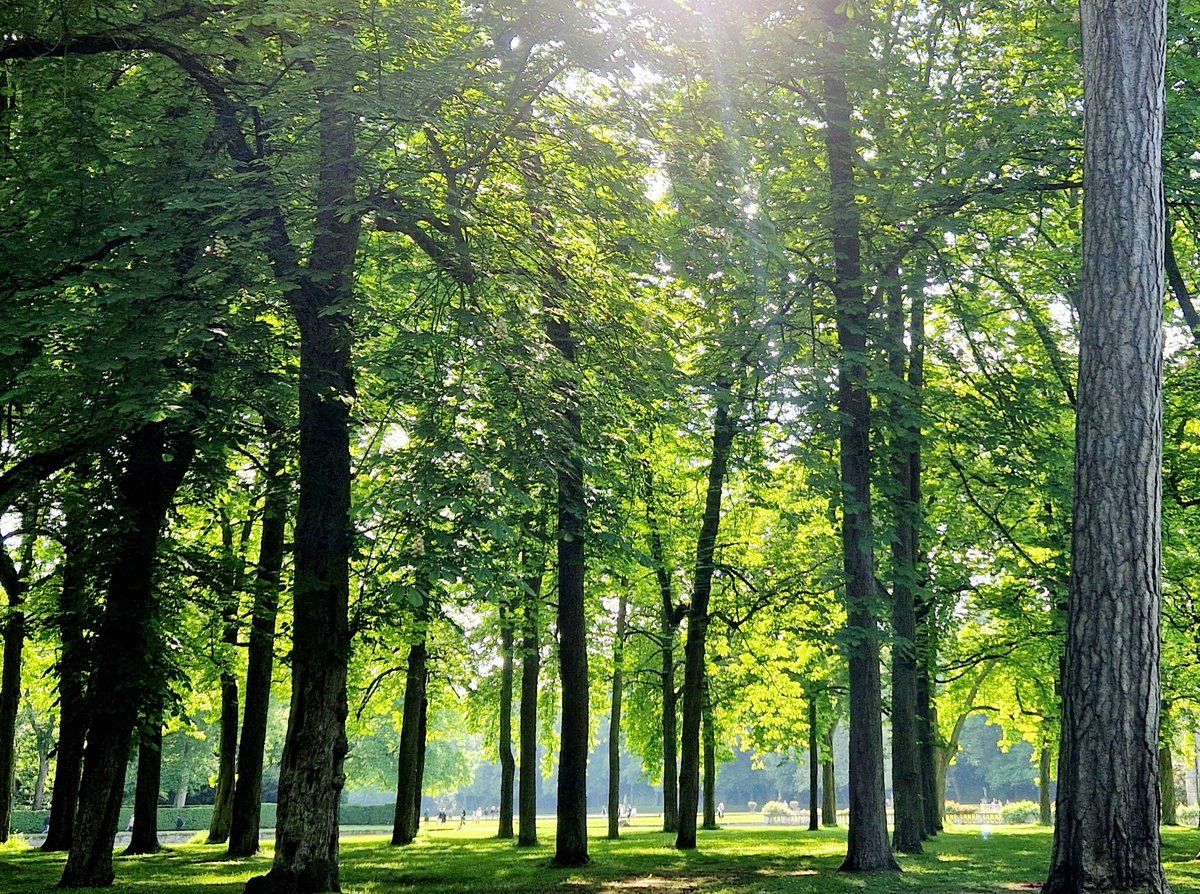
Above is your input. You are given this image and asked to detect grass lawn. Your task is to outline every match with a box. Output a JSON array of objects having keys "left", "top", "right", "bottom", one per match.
[{"left": 4, "top": 820, "right": 1200, "bottom": 893}]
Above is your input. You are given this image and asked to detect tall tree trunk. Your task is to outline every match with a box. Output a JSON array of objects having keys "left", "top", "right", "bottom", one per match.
[
  {"left": 0, "top": 522, "right": 29, "bottom": 846},
  {"left": 646, "top": 485, "right": 680, "bottom": 834},
  {"left": 391, "top": 638, "right": 427, "bottom": 845},
  {"left": 517, "top": 572, "right": 542, "bottom": 848},
  {"left": 822, "top": 720, "right": 838, "bottom": 826},
  {"left": 916, "top": 607, "right": 941, "bottom": 836},
  {"left": 701, "top": 676, "right": 717, "bottom": 830},
  {"left": 809, "top": 698, "right": 820, "bottom": 831},
  {"left": 498, "top": 599, "right": 516, "bottom": 840},
  {"left": 125, "top": 715, "right": 163, "bottom": 855},
  {"left": 887, "top": 270, "right": 924, "bottom": 855},
  {"left": 228, "top": 428, "right": 288, "bottom": 858},
  {"left": 60, "top": 423, "right": 194, "bottom": 888},
  {"left": 675, "top": 398, "right": 736, "bottom": 850},
  {"left": 607, "top": 594, "right": 627, "bottom": 840},
  {"left": 1038, "top": 736, "right": 1053, "bottom": 826},
  {"left": 820, "top": 0, "right": 897, "bottom": 872},
  {"left": 1044, "top": 0, "right": 1167, "bottom": 888},
  {"left": 543, "top": 290, "right": 589, "bottom": 869},
  {"left": 244, "top": 46, "right": 360, "bottom": 893},
  {"left": 44, "top": 498, "right": 92, "bottom": 851},
  {"left": 1161, "top": 742, "right": 1177, "bottom": 826},
  {"left": 208, "top": 625, "right": 240, "bottom": 843}
]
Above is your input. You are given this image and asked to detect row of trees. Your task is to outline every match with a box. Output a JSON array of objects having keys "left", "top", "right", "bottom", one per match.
[{"left": 0, "top": 0, "right": 1187, "bottom": 892}]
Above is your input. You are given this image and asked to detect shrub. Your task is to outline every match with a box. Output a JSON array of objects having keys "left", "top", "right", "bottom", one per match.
[
  {"left": 761, "top": 800, "right": 792, "bottom": 818},
  {"left": 1175, "top": 805, "right": 1199, "bottom": 826},
  {"left": 999, "top": 801, "right": 1040, "bottom": 824},
  {"left": 339, "top": 804, "right": 395, "bottom": 826}
]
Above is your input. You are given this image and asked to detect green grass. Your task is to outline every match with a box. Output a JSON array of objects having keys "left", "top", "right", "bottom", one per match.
[{"left": 4, "top": 821, "right": 1200, "bottom": 893}]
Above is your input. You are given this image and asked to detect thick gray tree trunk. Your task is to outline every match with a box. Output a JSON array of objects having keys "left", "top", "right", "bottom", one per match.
[{"left": 1044, "top": 1, "right": 1167, "bottom": 890}]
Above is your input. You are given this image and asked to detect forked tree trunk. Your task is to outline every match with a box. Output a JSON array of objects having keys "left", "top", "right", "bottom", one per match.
[
  {"left": 676, "top": 398, "right": 736, "bottom": 850},
  {"left": 498, "top": 600, "right": 516, "bottom": 840},
  {"left": 1044, "top": 0, "right": 1167, "bottom": 889},
  {"left": 607, "top": 594, "right": 627, "bottom": 839},
  {"left": 820, "top": 0, "right": 897, "bottom": 872},
  {"left": 228, "top": 429, "right": 287, "bottom": 858},
  {"left": 60, "top": 423, "right": 195, "bottom": 888},
  {"left": 517, "top": 573, "right": 542, "bottom": 848},
  {"left": 126, "top": 716, "right": 163, "bottom": 855}
]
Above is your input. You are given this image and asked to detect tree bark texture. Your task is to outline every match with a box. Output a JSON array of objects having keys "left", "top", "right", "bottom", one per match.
[
  {"left": 1044, "top": 1, "right": 1167, "bottom": 890},
  {"left": 607, "top": 594, "right": 627, "bottom": 839},
  {"left": 916, "top": 610, "right": 941, "bottom": 836},
  {"left": 244, "top": 40, "right": 359, "bottom": 894},
  {"left": 820, "top": 0, "right": 897, "bottom": 872},
  {"left": 391, "top": 639, "right": 428, "bottom": 845},
  {"left": 518, "top": 573, "right": 542, "bottom": 847},
  {"left": 646, "top": 479, "right": 681, "bottom": 834},
  {"left": 60, "top": 423, "right": 194, "bottom": 888},
  {"left": 675, "top": 400, "right": 736, "bottom": 850},
  {"left": 498, "top": 599, "right": 516, "bottom": 840},
  {"left": 126, "top": 716, "right": 163, "bottom": 854},
  {"left": 228, "top": 431, "right": 288, "bottom": 858}
]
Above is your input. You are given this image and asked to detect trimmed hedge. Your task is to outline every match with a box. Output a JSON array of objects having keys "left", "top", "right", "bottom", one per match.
[{"left": 10, "top": 802, "right": 397, "bottom": 836}]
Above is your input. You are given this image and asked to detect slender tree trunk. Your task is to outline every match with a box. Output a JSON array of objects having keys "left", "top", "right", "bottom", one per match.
[
  {"left": 125, "top": 715, "right": 163, "bottom": 854},
  {"left": 1039, "top": 737, "right": 1054, "bottom": 826},
  {"left": 916, "top": 609, "right": 941, "bottom": 836},
  {"left": 208, "top": 655, "right": 239, "bottom": 844},
  {"left": 60, "top": 423, "right": 194, "bottom": 888},
  {"left": 888, "top": 271, "right": 924, "bottom": 855},
  {"left": 676, "top": 399, "right": 736, "bottom": 850},
  {"left": 822, "top": 721, "right": 838, "bottom": 826},
  {"left": 701, "top": 676, "right": 717, "bottom": 830},
  {"left": 412, "top": 691, "right": 428, "bottom": 832},
  {"left": 44, "top": 500, "right": 92, "bottom": 852},
  {"left": 809, "top": 698, "right": 820, "bottom": 831},
  {"left": 820, "top": 0, "right": 896, "bottom": 872},
  {"left": 646, "top": 486, "right": 680, "bottom": 834},
  {"left": 228, "top": 429, "right": 288, "bottom": 858},
  {"left": 1044, "top": 1, "right": 1167, "bottom": 889},
  {"left": 391, "top": 639, "right": 427, "bottom": 845},
  {"left": 498, "top": 599, "right": 516, "bottom": 840},
  {"left": 0, "top": 536, "right": 28, "bottom": 845},
  {"left": 244, "top": 50, "right": 360, "bottom": 893},
  {"left": 607, "top": 594, "right": 627, "bottom": 839},
  {"left": 1161, "top": 743, "right": 1177, "bottom": 826},
  {"left": 517, "top": 573, "right": 542, "bottom": 848}
]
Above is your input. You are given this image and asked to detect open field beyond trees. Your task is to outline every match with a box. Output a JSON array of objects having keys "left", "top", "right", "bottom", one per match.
[{"left": 5, "top": 825, "right": 1200, "bottom": 894}]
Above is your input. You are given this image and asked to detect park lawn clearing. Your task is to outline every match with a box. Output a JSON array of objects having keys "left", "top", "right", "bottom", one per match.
[{"left": 2, "top": 824, "right": 1200, "bottom": 893}]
